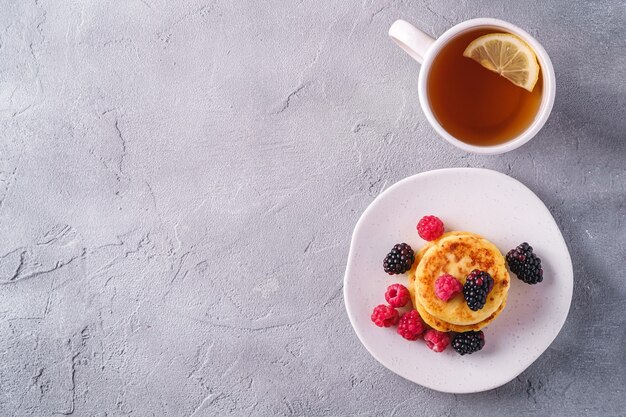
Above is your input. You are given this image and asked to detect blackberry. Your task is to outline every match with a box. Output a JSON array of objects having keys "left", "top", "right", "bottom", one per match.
[
  {"left": 506, "top": 242, "right": 543, "bottom": 284},
  {"left": 463, "top": 270, "right": 494, "bottom": 311},
  {"left": 383, "top": 243, "right": 415, "bottom": 275},
  {"left": 451, "top": 330, "right": 485, "bottom": 355}
]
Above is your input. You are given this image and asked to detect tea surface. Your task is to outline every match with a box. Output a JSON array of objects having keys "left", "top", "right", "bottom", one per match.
[{"left": 428, "top": 29, "right": 543, "bottom": 146}]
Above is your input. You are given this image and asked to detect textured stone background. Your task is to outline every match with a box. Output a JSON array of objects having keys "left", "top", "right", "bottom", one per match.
[{"left": 0, "top": 1, "right": 624, "bottom": 416}]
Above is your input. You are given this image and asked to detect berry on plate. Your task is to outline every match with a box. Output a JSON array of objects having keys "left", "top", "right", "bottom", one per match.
[
  {"left": 434, "top": 274, "right": 463, "bottom": 301},
  {"left": 396, "top": 310, "right": 425, "bottom": 340},
  {"left": 451, "top": 330, "right": 485, "bottom": 355},
  {"left": 417, "top": 215, "right": 444, "bottom": 241},
  {"left": 423, "top": 329, "right": 450, "bottom": 352},
  {"left": 463, "top": 270, "right": 494, "bottom": 311},
  {"left": 506, "top": 242, "right": 543, "bottom": 284},
  {"left": 371, "top": 304, "right": 399, "bottom": 327},
  {"left": 385, "top": 283, "right": 411, "bottom": 308},
  {"left": 383, "top": 243, "right": 415, "bottom": 275}
]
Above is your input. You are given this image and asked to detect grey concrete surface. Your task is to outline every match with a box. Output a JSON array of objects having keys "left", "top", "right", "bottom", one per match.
[{"left": 0, "top": 1, "right": 624, "bottom": 416}]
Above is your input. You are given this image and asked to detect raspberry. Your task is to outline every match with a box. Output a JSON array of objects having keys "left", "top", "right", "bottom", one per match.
[
  {"left": 396, "top": 310, "right": 425, "bottom": 340},
  {"left": 463, "top": 270, "right": 494, "bottom": 311},
  {"left": 371, "top": 304, "right": 399, "bottom": 327},
  {"left": 434, "top": 274, "right": 463, "bottom": 301},
  {"left": 506, "top": 242, "right": 543, "bottom": 284},
  {"left": 383, "top": 243, "right": 415, "bottom": 275},
  {"left": 451, "top": 330, "right": 485, "bottom": 355},
  {"left": 385, "top": 283, "right": 410, "bottom": 308},
  {"left": 417, "top": 215, "right": 444, "bottom": 241},
  {"left": 423, "top": 329, "right": 450, "bottom": 352}
]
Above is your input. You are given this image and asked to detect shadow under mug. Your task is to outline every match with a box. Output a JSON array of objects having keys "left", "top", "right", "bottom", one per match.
[{"left": 389, "top": 18, "right": 556, "bottom": 155}]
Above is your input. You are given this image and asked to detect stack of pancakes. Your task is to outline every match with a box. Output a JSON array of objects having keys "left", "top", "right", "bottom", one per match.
[{"left": 408, "top": 232, "right": 510, "bottom": 332}]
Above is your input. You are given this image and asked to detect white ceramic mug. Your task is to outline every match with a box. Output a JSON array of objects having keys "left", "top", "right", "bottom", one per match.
[{"left": 389, "top": 18, "right": 556, "bottom": 155}]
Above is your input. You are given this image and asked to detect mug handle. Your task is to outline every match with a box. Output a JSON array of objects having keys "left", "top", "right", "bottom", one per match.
[{"left": 388, "top": 20, "right": 435, "bottom": 64}]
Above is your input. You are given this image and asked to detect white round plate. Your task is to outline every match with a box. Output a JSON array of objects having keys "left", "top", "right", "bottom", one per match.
[{"left": 343, "top": 168, "right": 573, "bottom": 393}]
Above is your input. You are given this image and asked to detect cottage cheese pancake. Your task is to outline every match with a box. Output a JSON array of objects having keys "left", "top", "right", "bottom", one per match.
[
  {"left": 412, "top": 291, "right": 506, "bottom": 332},
  {"left": 407, "top": 234, "right": 507, "bottom": 331},
  {"left": 415, "top": 232, "right": 510, "bottom": 325}
]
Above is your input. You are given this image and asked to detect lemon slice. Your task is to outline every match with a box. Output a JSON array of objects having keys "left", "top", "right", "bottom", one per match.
[{"left": 463, "top": 33, "right": 540, "bottom": 92}]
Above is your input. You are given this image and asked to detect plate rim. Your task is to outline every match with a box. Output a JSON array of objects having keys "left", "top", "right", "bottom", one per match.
[{"left": 343, "top": 167, "right": 573, "bottom": 394}]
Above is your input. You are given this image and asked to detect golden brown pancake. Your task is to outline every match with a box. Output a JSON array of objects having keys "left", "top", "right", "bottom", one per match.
[
  {"left": 413, "top": 291, "right": 506, "bottom": 332},
  {"left": 414, "top": 232, "right": 510, "bottom": 325},
  {"left": 407, "top": 235, "right": 508, "bottom": 331}
]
